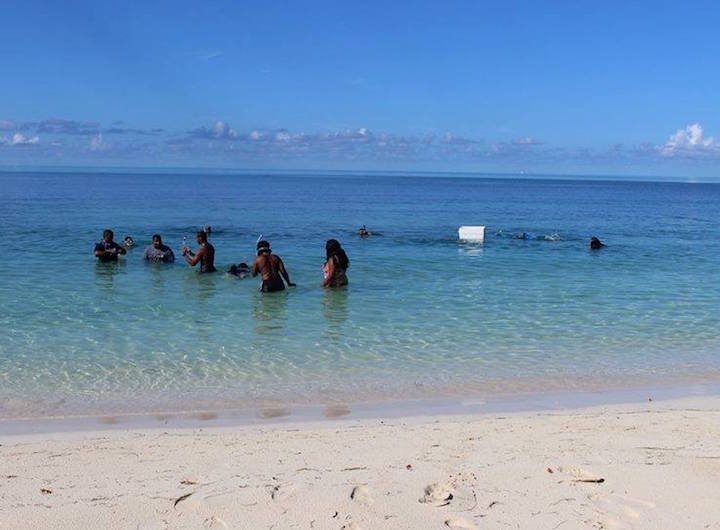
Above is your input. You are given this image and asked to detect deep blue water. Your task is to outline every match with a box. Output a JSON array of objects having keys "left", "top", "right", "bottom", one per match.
[{"left": 1, "top": 171, "right": 719, "bottom": 417}]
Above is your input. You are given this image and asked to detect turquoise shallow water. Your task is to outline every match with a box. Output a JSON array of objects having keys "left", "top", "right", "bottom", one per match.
[{"left": 1, "top": 171, "right": 719, "bottom": 418}]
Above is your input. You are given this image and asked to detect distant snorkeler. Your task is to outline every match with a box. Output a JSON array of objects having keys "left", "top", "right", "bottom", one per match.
[
  {"left": 590, "top": 236, "right": 606, "bottom": 250},
  {"left": 203, "top": 225, "right": 212, "bottom": 235},
  {"left": 123, "top": 235, "right": 135, "bottom": 248},
  {"left": 182, "top": 230, "right": 216, "bottom": 273},
  {"left": 252, "top": 240, "right": 295, "bottom": 292},
  {"left": 358, "top": 225, "right": 373, "bottom": 237},
  {"left": 94, "top": 229, "right": 127, "bottom": 262},
  {"left": 323, "top": 239, "right": 349, "bottom": 288},
  {"left": 512, "top": 232, "right": 536, "bottom": 240},
  {"left": 228, "top": 262, "right": 250, "bottom": 278}
]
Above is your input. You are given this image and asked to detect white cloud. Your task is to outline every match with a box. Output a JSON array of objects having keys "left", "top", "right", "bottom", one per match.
[
  {"left": 661, "top": 123, "right": 717, "bottom": 156},
  {"left": 213, "top": 120, "right": 237, "bottom": 139},
  {"left": 199, "top": 50, "right": 223, "bottom": 61},
  {"left": 90, "top": 133, "right": 107, "bottom": 151},
  {"left": 512, "top": 137, "right": 542, "bottom": 146},
  {"left": 4, "top": 133, "right": 40, "bottom": 145}
]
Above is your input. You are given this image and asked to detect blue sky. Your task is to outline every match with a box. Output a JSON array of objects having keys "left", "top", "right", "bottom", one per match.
[{"left": 2, "top": 1, "right": 720, "bottom": 177}]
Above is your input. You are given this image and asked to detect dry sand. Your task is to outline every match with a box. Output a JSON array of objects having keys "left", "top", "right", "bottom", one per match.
[{"left": 2, "top": 396, "right": 720, "bottom": 529}]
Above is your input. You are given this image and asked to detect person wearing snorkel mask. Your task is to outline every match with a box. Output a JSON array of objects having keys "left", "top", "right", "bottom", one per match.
[{"left": 251, "top": 240, "right": 295, "bottom": 292}]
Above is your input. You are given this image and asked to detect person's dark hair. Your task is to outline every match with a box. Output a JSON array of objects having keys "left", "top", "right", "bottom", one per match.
[
  {"left": 590, "top": 236, "right": 604, "bottom": 249},
  {"left": 196, "top": 230, "right": 208, "bottom": 242},
  {"left": 103, "top": 229, "right": 113, "bottom": 239},
  {"left": 238, "top": 262, "right": 249, "bottom": 269},
  {"left": 152, "top": 234, "right": 162, "bottom": 243},
  {"left": 326, "top": 239, "right": 349, "bottom": 270},
  {"left": 257, "top": 240, "right": 271, "bottom": 255}
]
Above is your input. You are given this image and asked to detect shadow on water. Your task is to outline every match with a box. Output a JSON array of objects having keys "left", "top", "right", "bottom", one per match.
[
  {"left": 323, "top": 287, "right": 349, "bottom": 341},
  {"left": 252, "top": 289, "right": 288, "bottom": 335}
]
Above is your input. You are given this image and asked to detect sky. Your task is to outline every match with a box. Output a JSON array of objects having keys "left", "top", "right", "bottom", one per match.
[{"left": 1, "top": 1, "right": 720, "bottom": 178}]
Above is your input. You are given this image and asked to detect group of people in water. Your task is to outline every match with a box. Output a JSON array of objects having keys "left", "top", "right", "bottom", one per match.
[
  {"left": 94, "top": 226, "right": 605, "bottom": 292},
  {"left": 93, "top": 227, "right": 351, "bottom": 292}
]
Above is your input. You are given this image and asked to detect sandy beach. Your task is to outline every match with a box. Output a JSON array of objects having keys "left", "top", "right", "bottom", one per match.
[{"left": 2, "top": 396, "right": 720, "bottom": 529}]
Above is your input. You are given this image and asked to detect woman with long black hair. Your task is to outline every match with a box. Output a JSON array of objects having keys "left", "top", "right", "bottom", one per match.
[{"left": 323, "top": 239, "right": 349, "bottom": 288}]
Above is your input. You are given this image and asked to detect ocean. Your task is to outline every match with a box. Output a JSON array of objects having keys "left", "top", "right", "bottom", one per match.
[{"left": 1, "top": 170, "right": 719, "bottom": 419}]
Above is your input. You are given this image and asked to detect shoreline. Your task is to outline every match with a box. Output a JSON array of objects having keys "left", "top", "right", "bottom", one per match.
[
  {"left": 3, "top": 377, "right": 720, "bottom": 436},
  {"left": 2, "top": 395, "right": 720, "bottom": 529}
]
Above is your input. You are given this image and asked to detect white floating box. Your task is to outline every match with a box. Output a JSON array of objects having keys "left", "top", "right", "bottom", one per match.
[{"left": 458, "top": 226, "right": 486, "bottom": 242}]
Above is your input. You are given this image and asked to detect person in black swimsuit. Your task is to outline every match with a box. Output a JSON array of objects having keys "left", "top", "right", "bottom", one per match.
[
  {"left": 94, "top": 229, "right": 127, "bottom": 262},
  {"left": 252, "top": 240, "right": 295, "bottom": 292},
  {"left": 182, "top": 230, "right": 216, "bottom": 273}
]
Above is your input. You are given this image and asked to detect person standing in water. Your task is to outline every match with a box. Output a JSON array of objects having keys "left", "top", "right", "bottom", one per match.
[
  {"left": 252, "top": 240, "right": 295, "bottom": 292},
  {"left": 323, "top": 239, "right": 349, "bottom": 288},
  {"left": 144, "top": 234, "right": 175, "bottom": 263},
  {"left": 94, "top": 229, "right": 127, "bottom": 262},
  {"left": 182, "top": 230, "right": 216, "bottom": 273}
]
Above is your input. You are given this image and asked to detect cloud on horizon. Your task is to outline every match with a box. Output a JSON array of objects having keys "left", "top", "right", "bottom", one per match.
[
  {"left": 0, "top": 133, "right": 40, "bottom": 146},
  {"left": 3, "top": 117, "right": 720, "bottom": 171},
  {"left": 661, "top": 123, "right": 718, "bottom": 157}
]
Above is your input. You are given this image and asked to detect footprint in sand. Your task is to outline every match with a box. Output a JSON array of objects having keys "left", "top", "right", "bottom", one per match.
[
  {"left": 420, "top": 482, "right": 455, "bottom": 506},
  {"left": 419, "top": 481, "right": 476, "bottom": 510},
  {"left": 350, "top": 485, "right": 373, "bottom": 506},
  {"left": 588, "top": 491, "right": 656, "bottom": 529},
  {"left": 445, "top": 517, "right": 477, "bottom": 530}
]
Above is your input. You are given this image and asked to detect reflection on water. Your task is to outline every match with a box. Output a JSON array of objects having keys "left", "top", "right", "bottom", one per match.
[
  {"left": 94, "top": 260, "right": 125, "bottom": 290},
  {"left": 323, "top": 287, "right": 349, "bottom": 341},
  {"left": 253, "top": 289, "right": 288, "bottom": 335}
]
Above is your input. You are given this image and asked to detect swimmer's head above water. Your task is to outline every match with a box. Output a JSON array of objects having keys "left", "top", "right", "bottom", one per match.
[
  {"left": 228, "top": 262, "right": 250, "bottom": 276},
  {"left": 358, "top": 225, "right": 372, "bottom": 237},
  {"left": 590, "top": 236, "right": 605, "bottom": 249},
  {"left": 257, "top": 240, "right": 271, "bottom": 255},
  {"left": 124, "top": 235, "right": 135, "bottom": 247}
]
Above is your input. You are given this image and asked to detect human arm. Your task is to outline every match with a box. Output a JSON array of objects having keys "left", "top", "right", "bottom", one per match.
[
  {"left": 278, "top": 257, "right": 295, "bottom": 287},
  {"left": 251, "top": 256, "right": 262, "bottom": 277},
  {"left": 183, "top": 245, "right": 204, "bottom": 267},
  {"left": 95, "top": 243, "right": 123, "bottom": 259},
  {"left": 322, "top": 257, "right": 335, "bottom": 288}
]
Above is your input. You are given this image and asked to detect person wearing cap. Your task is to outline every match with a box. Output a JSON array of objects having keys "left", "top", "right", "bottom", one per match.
[{"left": 251, "top": 240, "right": 295, "bottom": 292}]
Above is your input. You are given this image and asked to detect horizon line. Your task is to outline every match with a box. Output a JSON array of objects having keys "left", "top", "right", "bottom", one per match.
[{"left": 0, "top": 163, "right": 717, "bottom": 185}]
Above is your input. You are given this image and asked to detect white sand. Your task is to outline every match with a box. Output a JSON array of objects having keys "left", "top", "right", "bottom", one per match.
[{"left": 2, "top": 396, "right": 720, "bottom": 529}]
